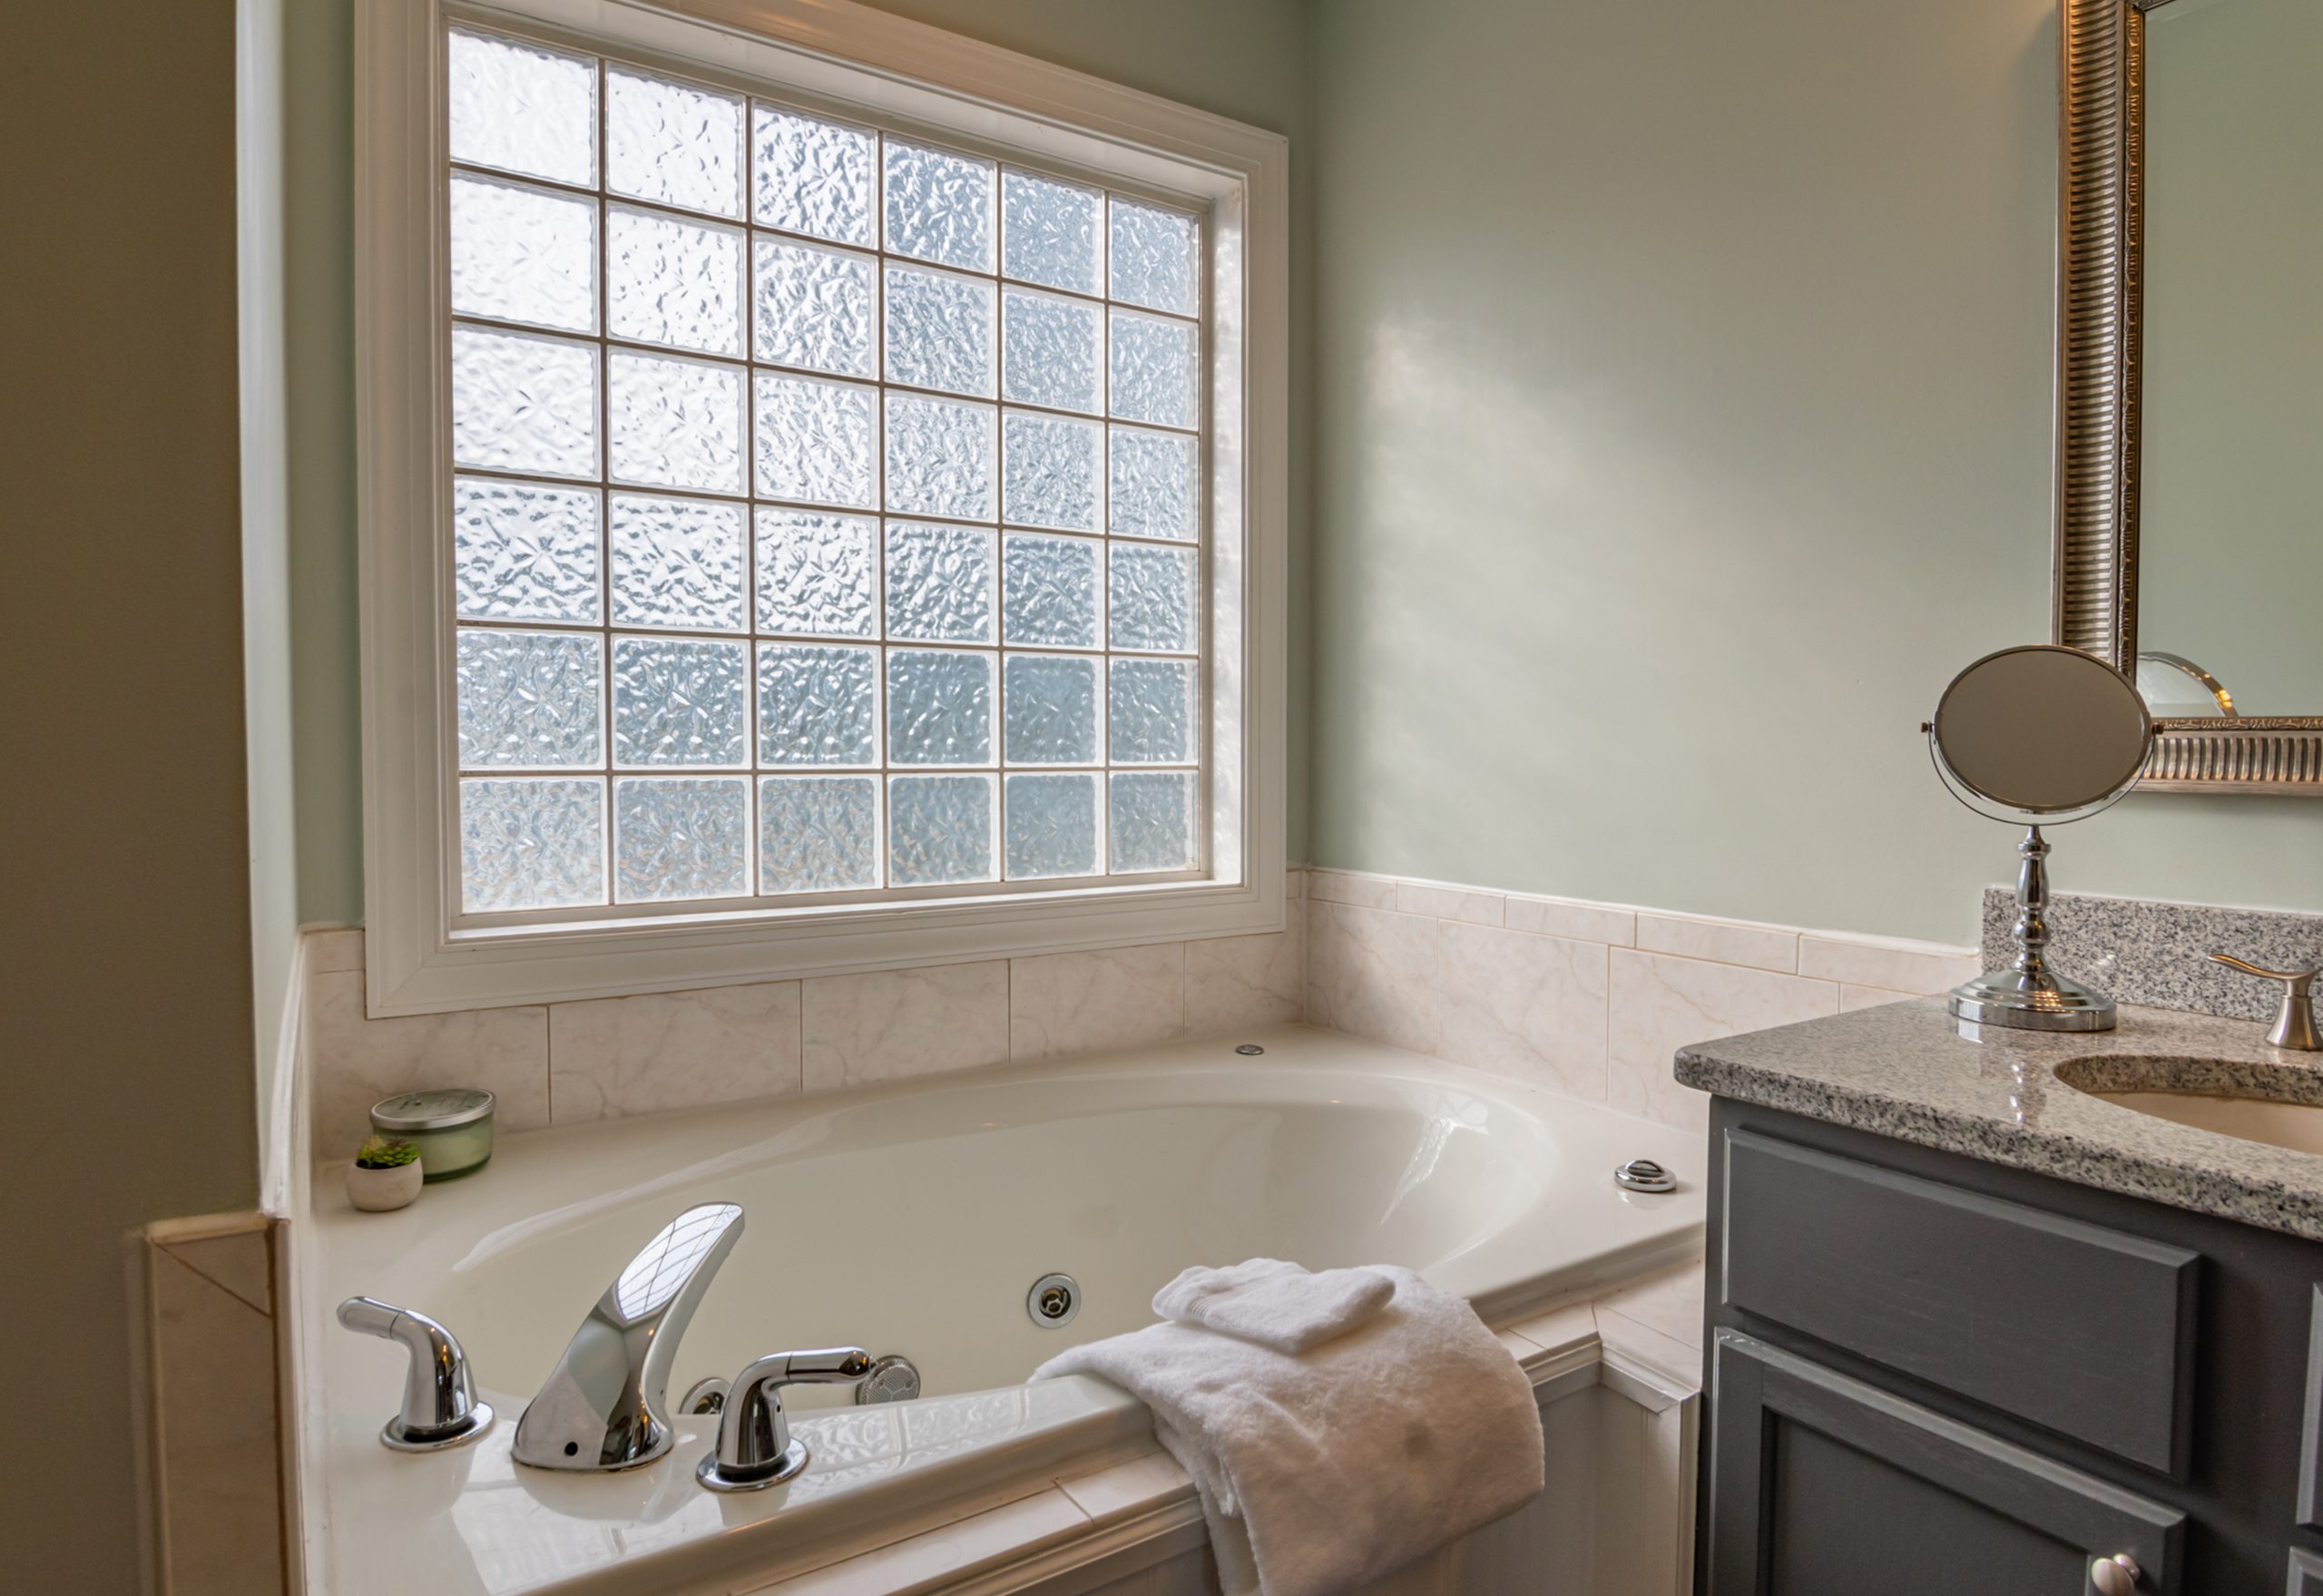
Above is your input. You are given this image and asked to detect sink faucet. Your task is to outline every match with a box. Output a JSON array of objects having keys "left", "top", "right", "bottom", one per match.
[
  {"left": 513, "top": 1201, "right": 746, "bottom": 1472},
  {"left": 2210, "top": 954, "right": 2322, "bottom": 1052}
]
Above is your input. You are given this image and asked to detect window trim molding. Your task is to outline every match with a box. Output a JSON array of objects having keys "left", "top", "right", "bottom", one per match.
[{"left": 356, "top": 0, "right": 1289, "bottom": 1014}]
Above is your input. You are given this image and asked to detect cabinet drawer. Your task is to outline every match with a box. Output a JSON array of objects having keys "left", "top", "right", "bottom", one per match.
[{"left": 1721, "top": 1130, "right": 2200, "bottom": 1474}]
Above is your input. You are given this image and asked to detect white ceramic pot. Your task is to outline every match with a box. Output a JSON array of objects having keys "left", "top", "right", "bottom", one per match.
[{"left": 346, "top": 1158, "right": 425, "bottom": 1212}]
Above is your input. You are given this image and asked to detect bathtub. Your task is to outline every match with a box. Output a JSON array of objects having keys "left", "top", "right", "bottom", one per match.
[{"left": 299, "top": 1025, "right": 1704, "bottom": 1595}]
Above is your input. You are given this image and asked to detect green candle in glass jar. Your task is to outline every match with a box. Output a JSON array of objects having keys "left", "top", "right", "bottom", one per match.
[{"left": 369, "top": 1089, "right": 495, "bottom": 1180}]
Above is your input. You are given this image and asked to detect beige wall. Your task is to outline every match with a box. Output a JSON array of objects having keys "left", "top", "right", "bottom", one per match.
[
  {"left": 0, "top": 1, "right": 260, "bottom": 1588},
  {"left": 1308, "top": 0, "right": 2323, "bottom": 945}
]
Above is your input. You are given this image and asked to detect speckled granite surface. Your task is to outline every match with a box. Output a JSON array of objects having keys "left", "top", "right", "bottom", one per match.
[
  {"left": 1980, "top": 888, "right": 2323, "bottom": 1023},
  {"left": 1674, "top": 997, "right": 2323, "bottom": 1241}
]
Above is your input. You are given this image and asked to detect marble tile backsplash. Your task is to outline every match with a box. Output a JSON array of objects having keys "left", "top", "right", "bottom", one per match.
[
  {"left": 1981, "top": 888, "right": 2323, "bottom": 1023},
  {"left": 1306, "top": 869, "right": 1979, "bottom": 1134},
  {"left": 303, "top": 882, "right": 1306, "bottom": 1153}
]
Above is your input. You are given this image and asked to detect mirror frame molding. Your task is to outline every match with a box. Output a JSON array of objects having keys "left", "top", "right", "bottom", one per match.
[{"left": 2055, "top": 0, "right": 2323, "bottom": 793}]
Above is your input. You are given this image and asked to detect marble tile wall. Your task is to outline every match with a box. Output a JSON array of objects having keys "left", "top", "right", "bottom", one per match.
[
  {"left": 303, "top": 876, "right": 1307, "bottom": 1155},
  {"left": 1305, "top": 870, "right": 1979, "bottom": 1134}
]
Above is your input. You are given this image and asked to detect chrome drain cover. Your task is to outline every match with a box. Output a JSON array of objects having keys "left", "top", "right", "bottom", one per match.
[
  {"left": 854, "top": 1354, "right": 922, "bottom": 1405},
  {"left": 1613, "top": 1158, "right": 1678, "bottom": 1193},
  {"left": 1028, "top": 1272, "right": 1081, "bottom": 1327}
]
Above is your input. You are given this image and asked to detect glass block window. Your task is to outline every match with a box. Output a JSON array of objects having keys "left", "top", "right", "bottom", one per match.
[{"left": 444, "top": 26, "right": 1203, "bottom": 914}]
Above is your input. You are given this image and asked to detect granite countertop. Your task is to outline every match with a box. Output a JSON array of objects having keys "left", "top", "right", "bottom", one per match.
[{"left": 1674, "top": 997, "right": 2323, "bottom": 1241}]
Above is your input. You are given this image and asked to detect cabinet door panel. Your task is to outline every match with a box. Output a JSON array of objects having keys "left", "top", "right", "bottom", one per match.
[{"left": 1707, "top": 1331, "right": 2183, "bottom": 1596}]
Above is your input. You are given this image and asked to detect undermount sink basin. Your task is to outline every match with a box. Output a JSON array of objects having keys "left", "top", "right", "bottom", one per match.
[{"left": 2055, "top": 1055, "right": 2323, "bottom": 1157}]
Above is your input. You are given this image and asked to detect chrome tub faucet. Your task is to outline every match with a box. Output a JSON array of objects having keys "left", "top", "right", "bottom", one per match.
[
  {"left": 512, "top": 1201, "right": 747, "bottom": 1472},
  {"left": 337, "top": 1296, "right": 495, "bottom": 1451}
]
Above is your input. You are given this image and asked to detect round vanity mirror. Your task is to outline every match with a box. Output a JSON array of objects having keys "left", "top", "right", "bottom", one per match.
[{"left": 1927, "top": 645, "right": 2153, "bottom": 1033}]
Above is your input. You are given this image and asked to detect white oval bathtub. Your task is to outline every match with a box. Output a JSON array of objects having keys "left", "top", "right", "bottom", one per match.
[{"left": 301, "top": 1025, "right": 1704, "bottom": 1596}]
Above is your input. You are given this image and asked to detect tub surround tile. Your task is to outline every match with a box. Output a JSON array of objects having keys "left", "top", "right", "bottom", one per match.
[
  {"left": 803, "top": 962, "right": 1011, "bottom": 1091},
  {"left": 1503, "top": 1301, "right": 1600, "bottom": 1357},
  {"left": 1983, "top": 887, "right": 2323, "bottom": 1023},
  {"left": 549, "top": 982, "right": 801, "bottom": 1123},
  {"left": 306, "top": 925, "right": 365, "bottom": 974},
  {"left": 307, "top": 970, "right": 549, "bottom": 1154},
  {"left": 1396, "top": 880, "right": 1506, "bottom": 925},
  {"left": 1184, "top": 920, "right": 1304, "bottom": 1038},
  {"left": 1435, "top": 921, "right": 1610, "bottom": 1102},
  {"left": 1285, "top": 866, "right": 1307, "bottom": 899},
  {"left": 1306, "top": 868, "right": 1398, "bottom": 909},
  {"left": 1593, "top": 1302, "right": 1701, "bottom": 1386},
  {"left": 158, "top": 1221, "right": 274, "bottom": 1317},
  {"left": 1056, "top": 1445, "right": 1194, "bottom": 1523},
  {"left": 1635, "top": 913, "right": 1799, "bottom": 974},
  {"left": 1839, "top": 984, "right": 1916, "bottom": 1012},
  {"left": 1505, "top": 894, "right": 1636, "bottom": 947},
  {"left": 1307, "top": 899, "right": 1439, "bottom": 1055},
  {"left": 1798, "top": 934, "right": 1977, "bottom": 995},
  {"left": 1011, "top": 944, "right": 1186, "bottom": 1062},
  {"left": 1608, "top": 950, "right": 1838, "bottom": 1133},
  {"left": 1592, "top": 1258, "right": 1704, "bottom": 1352},
  {"left": 756, "top": 1487, "right": 1091, "bottom": 1594}
]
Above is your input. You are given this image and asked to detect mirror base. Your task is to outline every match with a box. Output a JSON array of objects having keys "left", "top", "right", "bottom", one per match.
[{"left": 1948, "top": 973, "right": 2118, "bottom": 1033}]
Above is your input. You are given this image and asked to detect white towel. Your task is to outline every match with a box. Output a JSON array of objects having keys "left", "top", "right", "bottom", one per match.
[
  {"left": 1034, "top": 1266, "right": 1544, "bottom": 1596},
  {"left": 1150, "top": 1258, "right": 1395, "bottom": 1354}
]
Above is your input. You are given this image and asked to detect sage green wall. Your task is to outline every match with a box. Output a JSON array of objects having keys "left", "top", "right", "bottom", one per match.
[
  {"left": 286, "top": 0, "right": 1316, "bottom": 924},
  {"left": 3, "top": 0, "right": 260, "bottom": 1586},
  {"left": 1308, "top": 0, "right": 2323, "bottom": 945}
]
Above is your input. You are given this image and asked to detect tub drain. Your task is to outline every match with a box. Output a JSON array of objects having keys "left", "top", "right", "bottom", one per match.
[{"left": 1028, "top": 1273, "right": 1082, "bottom": 1328}]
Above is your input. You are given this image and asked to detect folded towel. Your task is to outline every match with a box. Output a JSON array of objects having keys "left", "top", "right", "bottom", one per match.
[
  {"left": 1151, "top": 1258, "right": 1395, "bottom": 1354},
  {"left": 1034, "top": 1266, "right": 1543, "bottom": 1596}
]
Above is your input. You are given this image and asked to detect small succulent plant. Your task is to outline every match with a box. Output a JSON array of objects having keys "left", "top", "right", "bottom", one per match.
[{"left": 356, "top": 1134, "right": 421, "bottom": 1170}]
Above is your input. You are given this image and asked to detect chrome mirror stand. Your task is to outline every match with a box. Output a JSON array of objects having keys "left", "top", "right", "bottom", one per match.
[{"left": 1947, "top": 827, "right": 2118, "bottom": 1033}]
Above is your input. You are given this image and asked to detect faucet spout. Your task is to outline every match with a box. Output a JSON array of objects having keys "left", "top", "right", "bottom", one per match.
[{"left": 512, "top": 1200, "right": 745, "bottom": 1472}]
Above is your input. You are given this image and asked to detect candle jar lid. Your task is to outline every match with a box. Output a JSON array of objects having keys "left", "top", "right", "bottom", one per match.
[{"left": 371, "top": 1088, "right": 495, "bottom": 1132}]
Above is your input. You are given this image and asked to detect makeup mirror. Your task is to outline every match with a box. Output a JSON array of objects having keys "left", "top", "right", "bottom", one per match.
[{"left": 1928, "top": 645, "right": 2154, "bottom": 1031}]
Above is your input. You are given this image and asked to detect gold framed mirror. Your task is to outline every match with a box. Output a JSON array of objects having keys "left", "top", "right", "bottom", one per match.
[{"left": 2055, "top": 0, "right": 2323, "bottom": 793}]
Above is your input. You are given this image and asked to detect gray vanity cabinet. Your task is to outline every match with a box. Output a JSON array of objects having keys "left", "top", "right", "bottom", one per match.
[{"left": 1698, "top": 1099, "right": 2323, "bottom": 1595}]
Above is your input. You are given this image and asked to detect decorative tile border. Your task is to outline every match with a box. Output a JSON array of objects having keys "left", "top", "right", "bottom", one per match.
[
  {"left": 1981, "top": 887, "right": 2323, "bottom": 1023},
  {"left": 300, "top": 876, "right": 1307, "bottom": 1155},
  {"left": 1303, "top": 868, "right": 1978, "bottom": 1135}
]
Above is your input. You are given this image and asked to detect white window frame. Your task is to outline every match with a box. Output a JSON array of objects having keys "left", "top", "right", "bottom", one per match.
[{"left": 357, "top": 0, "right": 1288, "bottom": 1015}]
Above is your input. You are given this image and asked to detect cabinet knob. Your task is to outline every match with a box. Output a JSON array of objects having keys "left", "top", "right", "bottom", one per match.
[{"left": 2089, "top": 1553, "right": 2141, "bottom": 1596}]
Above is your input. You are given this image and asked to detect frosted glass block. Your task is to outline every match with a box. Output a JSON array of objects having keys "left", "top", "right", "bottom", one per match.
[
  {"left": 755, "top": 374, "right": 877, "bottom": 508},
  {"left": 753, "top": 239, "right": 874, "bottom": 378},
  {"left": 606, "top": 66, "right": 742, "bottom": 220},
  {"left": 1001, "top": 171, "right": 1100, "bottom": 296},
  {"left": 884, "top": 394, "right": 994, "bottom": 521},
  {"left": 1004, "top": 653, "right": 1098, "bottom": 766},
  {"left": 884, "top": 265, "right": 995, "bottom": 398},
  {"left": 608, "top": 349, "right": 744, "bottom": 494},
  {"left": 885, "top": 522, "right": 995, "bottom": 644},
  {"left": 1001, "top": 289, "right": 1101, "bottom": 415},
  {"left": 456, "top": 628, "right": 603, "bottom": 768},
  {"left": 1109, "top": 657, "right": 1195, "bottom": 764},
  {"left": 887, "top": 649, "right": 994, "bottom": 766},
  {"left": 752, "top": 104, "right": 875, "bottom": 248},
  {"left": 1001, "top": 531, "right": 1099, "bottom": 649},
  {"left": 612, "top": 636, "right": 747, "bottom": 767},
  {"left": 758, "top": 643, "right": 877, "bottom": 766},
  {"left": 449, "top": 174, "right": 596, "bottom": 334},
  {"left": 1109, "top": 198, "right": 1200, "bottom": 316},
  {"left": 1002, "top": 411, "right": 1100, "bottom": 533},
  {"left": 756, "top": 510, "right": 876, "bottom": 638},
  {"left": 614, "top": 776, "right": 749, "bottom": 902},
  {"left": 1005, "top": 772, "right": 1099, "bottom": 880},
  {"left": 609, "top": 494, "right": 745, "bottom": 632},
  {"left": 454, "top": 477, "right": 601, "bottom": 623},
  {"left": 884, "top": 139, "right": 994, "bottom": 272},
  {"left": 760, "top": 776, "right": 878, "bottom": 893},
  {"left": 1108, "top": 310, "right": 1198, "bottom": 430},
  {"left": 452, "top": 327, "right": 598, "bottom": 480},
  {"left": 461, "top": 778, "right": 605, "bottom": 911},
  {"left": 607, "top": 205, "right": 743, "bottom": 357},
  {"left": 1108, "top": 542, "right": 1197, "bottom": 652},
  {"left": 1110, "top": 770, "right": 1197, "bottom": 875},
  {"left": 448, "top": 28, "right": 595, "bottom": 188},
  {"left": 887, "top": 774, "right": 995, "bottom": 886},
  {"left": 1109, "top": 426, "right": 1199, "bottom": 541}
]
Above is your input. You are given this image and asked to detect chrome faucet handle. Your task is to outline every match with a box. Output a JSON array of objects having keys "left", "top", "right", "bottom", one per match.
[
  {"left": 336, "top": 1296, "right": 495, "bottom": 1452},
  {"left": 696, "top": 1346, "right": 875, "bottom": 1493},
  {"left": 513, "top": 1201, "right": 745, "bottom": 1473},
  {"left": 2210, "top": 954, "right": 2323, "bottom": 1051}
]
